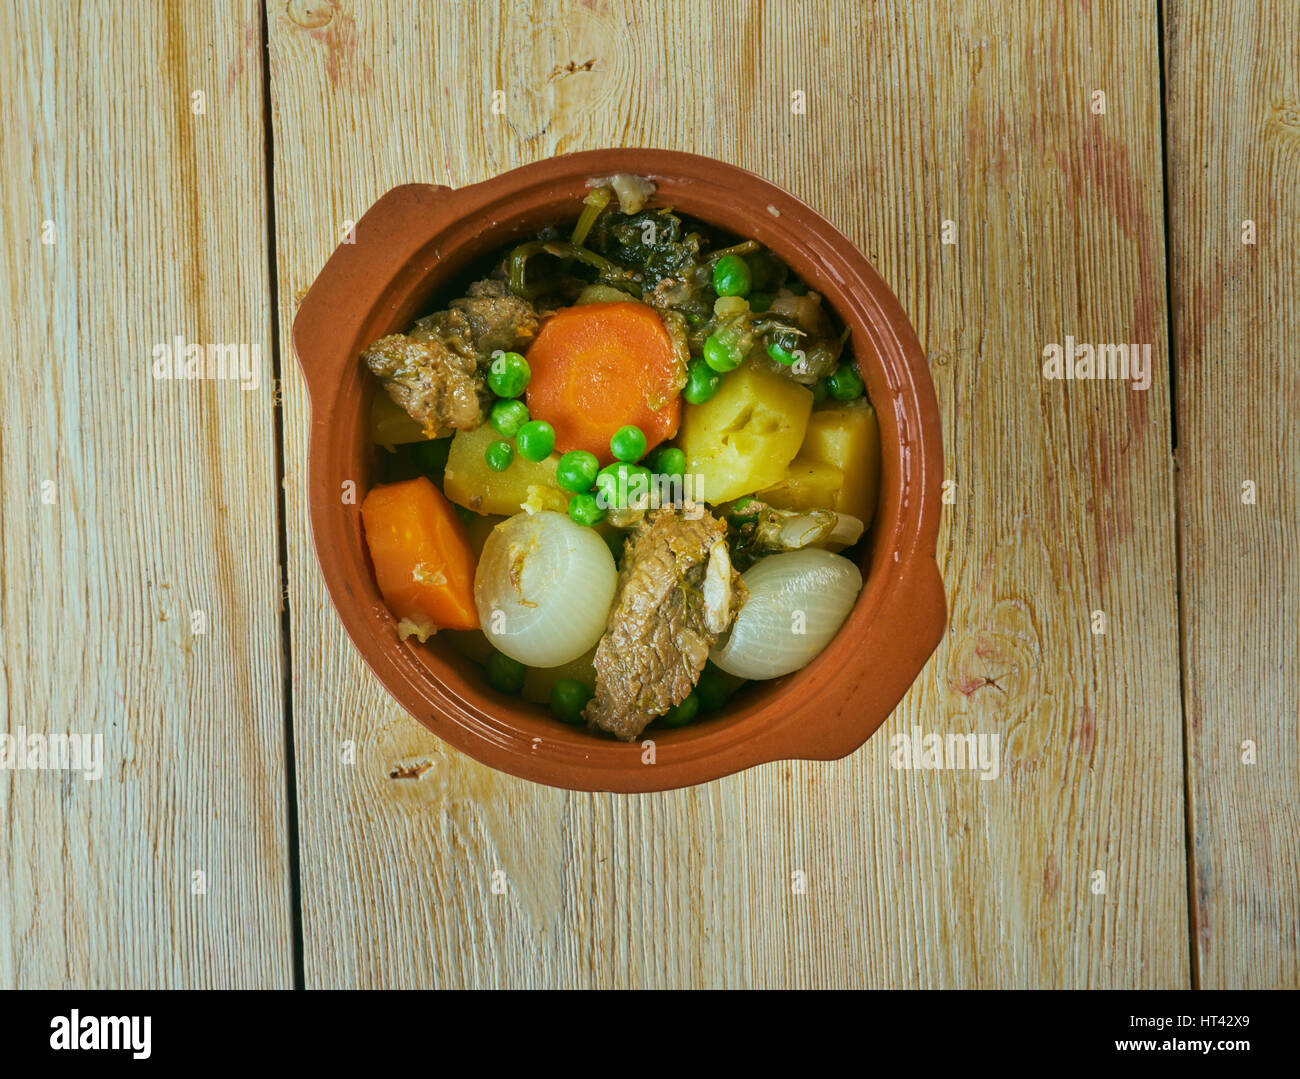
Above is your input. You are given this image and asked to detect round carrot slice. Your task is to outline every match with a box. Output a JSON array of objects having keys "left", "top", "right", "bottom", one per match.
[{"left": 524, "top": 301, "right": 683, "bottom": 464}]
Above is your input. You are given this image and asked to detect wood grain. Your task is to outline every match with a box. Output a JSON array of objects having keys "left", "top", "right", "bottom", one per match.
[
  {"left": 0, "top": 1, "right": 293, "bottom": 987},
  {"left": 269, "top": 0, "right": 1189, "bottom": 988},
  {"left": 1167, "top": 0, "right": 1300, "bottom": 988}
]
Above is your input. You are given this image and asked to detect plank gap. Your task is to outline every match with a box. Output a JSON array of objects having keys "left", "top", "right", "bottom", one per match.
[
  {"left": 259, "top": 0, "right": 307, "bottom": 992},
  {"left": 1156, "top": 0, "right": 1203, "bottom": 992}
]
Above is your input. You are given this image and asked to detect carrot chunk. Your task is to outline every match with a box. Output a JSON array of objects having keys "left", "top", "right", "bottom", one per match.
[
  {"left": 524, "top": 301, "right": 682, "bottom": 464},
  {"left": 361, "top": 476, "right": 479, "bottom": 634}
]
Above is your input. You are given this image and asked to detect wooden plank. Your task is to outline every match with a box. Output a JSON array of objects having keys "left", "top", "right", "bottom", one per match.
[
  {"left": 270, "top": 0, "right": 1187, "bottom": 987},
  {"left": 1167, "top": 0, "right": 1300, "bottom": 988},
  {"left": 0, "top": 1, "right": 293, "bottom": 987}
]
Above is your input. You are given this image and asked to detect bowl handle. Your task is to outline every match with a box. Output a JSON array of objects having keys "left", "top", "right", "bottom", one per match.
[
  {"left": 767, "top": 552, "right": 948, "bottom": 763},
  {"left": 290, "top": 183, "right": 458, "bottom": 405}
]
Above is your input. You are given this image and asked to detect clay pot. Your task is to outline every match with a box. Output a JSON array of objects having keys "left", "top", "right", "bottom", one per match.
[{"left": 293, "top": 149, "right": 945, "bottom": 792}]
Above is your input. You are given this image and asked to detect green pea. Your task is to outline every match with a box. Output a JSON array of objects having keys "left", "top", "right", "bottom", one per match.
[
  {"left": 695, "top": 668, "right": 733, "bottom": 713},
  {"left": 767, "top": 339, "right": 798, "bottom": 366},
  {"left": 595, "top": 461, "right": 652, "bottom": 509},
  {"left": 489, "top": 399, "right": 530, "bottom": 438},
  {"left": 410, "top": 437, "right": 451, "bottom": 476},
  {"left": 485, "top": 650, "right": 526, "bottom": 694},
  {"left": 683, "top": 359, "right": 722, "bottom": 405},
  {"left": 557, "top": 450, "right": 600, "bottom": 493},
  {"left": 485, "top": 440, "right": 514, "bottom": 472},
  {"left": 728, "top": 496, "right": 759, "bottom": 521},
  {"left": 488, "top": 350, "right": 531, "bottom": 398},
  {"left": 712, "top": 253, "right": 752, "bottom": 297},
  {"left": 703, "top": 333, "right": 743, "bottom": 373},
  {"left": 749, "top": 291, "right": 774, "bottom": 313},
  {"left": 516, "top": 420, "right": 555, "bottom": 462},
  {"left": 811, "top": 379, "right": 829, "bottom": 405},
  {"left": 610, "top": 425, "right": 647, "bottom": 464},
  {"left": 662, "top": 693, "right": 700, "bottom": 727},
  {"left": 550, "top": 678, "right": 594, "bottom": 725},
  {"left": 826, "top": 363, "right": 866, "bottom": 401},
  {"left": 567, "top": 491, "right": 606, "bottom": 527},
  {"left": 647, "top": 446, "right": 685, "bottom": 479}
]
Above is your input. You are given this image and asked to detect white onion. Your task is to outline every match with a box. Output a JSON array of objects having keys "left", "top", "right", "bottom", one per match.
[
  {"left": 585, "top": 174, "right": 657, "bottom": 214},
  {"left": 714, "top": 295, "right": 750, "bottom": 319},
  {"left": 768, "top": 288, "right": 824, "bottom": 331},
  {"left": 474, "top": 512, "right": 617, "bottom": 668},
  {"left": 826, "top": 513, "right": 865, "bottom": 547},
  {"left": 710, "top": 549, "right": 862, "bottom": 680},
  {"left": 763, "top": 509, "right": 864, "bottom": 551},
  {"left": 575, "top": 283, "right": 630, "bottom": 305},
  {"left": 608, "top": 173, "right": 656, "bottom": 214}
]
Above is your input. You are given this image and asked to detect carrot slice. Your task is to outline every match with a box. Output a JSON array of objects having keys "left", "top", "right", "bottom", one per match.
[
  {"left": 524, "top": 301, "right": 682, "bottom": 464},
  {"left": 361, "top": 476, "right": 479, "bottom": 634}
]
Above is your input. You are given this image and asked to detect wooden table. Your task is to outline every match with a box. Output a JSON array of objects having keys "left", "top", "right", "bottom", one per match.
[{"left": 2, "top": 0, "right": 1295, "bottom": 989}]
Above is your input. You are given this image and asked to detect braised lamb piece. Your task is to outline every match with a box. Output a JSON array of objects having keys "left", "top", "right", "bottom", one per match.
[
  {"left": 585, "top": 508, "right": 746, "bottom": 741},
  {"left": 363, "top": 279, "right": 539, "bottom": 436}
]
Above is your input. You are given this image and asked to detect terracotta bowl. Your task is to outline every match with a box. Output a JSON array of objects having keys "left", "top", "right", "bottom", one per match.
[{"left": 293, "top": 149, "right": 946, "bottom": 792}]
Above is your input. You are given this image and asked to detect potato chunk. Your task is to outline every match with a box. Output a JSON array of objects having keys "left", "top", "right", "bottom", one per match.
[
  {"left": 443, "top": 423, "right": 567, "bottom": 516},
  {"left": 370, "top": 390, "right": 447, "bottom": 449},
  {"left": 760, "top": 457, "right": 844, "bottom": 513},
  {"left": 762, "top": 402, "right": 881, "bottom": 525},
  {"left": 679, "top": 364, "right": 813, "bottom": 505}
]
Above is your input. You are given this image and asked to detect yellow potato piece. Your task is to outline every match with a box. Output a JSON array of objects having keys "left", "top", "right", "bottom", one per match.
[
  {"left": 761, "top": 457, "right": 845, "bottom": 513},
  {"left": 762, "top": 402, "right": 880, "bottom": 525},
  {"left": 370, "top": 389, "right": 447, "bottom": 449},
  {"left": 679, "top": 364, "right": 813, "bottom": 505},
  {"left": 443, "top": 424, "right": 566, "bottom": 517}
]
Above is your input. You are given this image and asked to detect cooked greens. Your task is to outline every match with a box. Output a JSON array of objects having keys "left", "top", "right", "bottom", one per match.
[{"left": 500, "top": 182, "right": 854, "bottom": 389}]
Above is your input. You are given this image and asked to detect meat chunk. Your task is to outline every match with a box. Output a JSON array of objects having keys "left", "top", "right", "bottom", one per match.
[
  {"left": 362, "top": 279, "right": 540, "bottom": 437},
  {"left": 585, "top": 508, "right": 746, "bottom": 741},
  {"left": 362, "top": 332, "right": 485, "bottom": 435},
  {"left": 446, "top": 279, "right": 540, "bottom": 355},
  {"left": 404, "top": 279, "right": 539, "bottom": 360}
]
